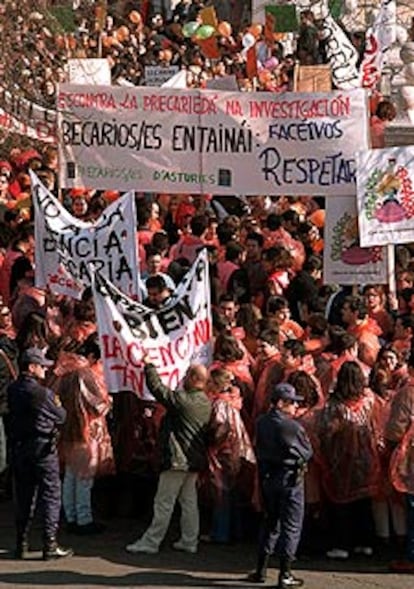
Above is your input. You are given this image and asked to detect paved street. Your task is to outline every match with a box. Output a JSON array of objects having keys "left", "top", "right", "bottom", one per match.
[{"left": 0, "top": 499, "right": 413, "bottom": 589}]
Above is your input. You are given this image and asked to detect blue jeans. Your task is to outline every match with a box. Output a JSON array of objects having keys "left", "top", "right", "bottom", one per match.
[
  {"left": 407, "top": 494, "right": 414, "bottom": 562},
  {"left": 62, "top": 467, "right": 93, "bottom": 526}
]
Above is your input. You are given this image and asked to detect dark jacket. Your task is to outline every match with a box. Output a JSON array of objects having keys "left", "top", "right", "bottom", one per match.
[
  {"left": 145, "top": 364, "right": 212, "bottom": 472},
  {"left": 256, "top": 408, "right": 313, "bottom": 486},
  {"left": 0, "top": 335, "right": 19, "bottom": 415},
  {"left": 7, "top": 375, "right": 66, "bottom": 447}
]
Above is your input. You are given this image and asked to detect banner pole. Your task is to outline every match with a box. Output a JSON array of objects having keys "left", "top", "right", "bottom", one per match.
[{"left": 387, "top": 243, "right": 396, "bottom": 297}]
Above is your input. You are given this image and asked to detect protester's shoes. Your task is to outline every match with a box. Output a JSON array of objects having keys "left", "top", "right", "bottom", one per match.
[
  {"left": 14, "top": 543, "right": 30, "bottom": 560},
  {"left": 43, "top": 542, "right": 74, "bottom": 560},
  {"left": 75, "top": 522, "right": 106, "bottom": 535},
  {"left": 172, "top": 540, "right": 197, "bottom": 554},
  {"left": 390, "top": 560, "right": 414, "bottom": 573},
  {"left": 278, "top": 572, "right": 304, "bottom": 588},
  {"left": 354, "top": 546, "right": 373, "bottom": 556},
  {"left": 125, "top": 540, "right": 158, "bottom": 554},
  {"left": 245, "top": 570, "right": 266, "bottom": 583},
  {"left": 326, "top": 548, "right": 349, "bottom": 560}
]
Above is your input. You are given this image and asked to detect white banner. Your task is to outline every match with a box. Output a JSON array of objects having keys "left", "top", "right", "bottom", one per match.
[
  {"left": 31, "top": 171, "right": 139, "bottom": 299},
  {"left": 356, "top": 147, "right": 414, "bottom": 247},
  {"left": 324, "top": 195, "right": 387, "bottom": 285},
  {"left": 318, "top": 14, "right": 360, "bottom": 90},
  {"left": 360, "top": 0, "right": 396, "bottom": 89},
  {"left": 57, "top": 85, "right": 369, "bottom": 196},
  {"left": 92, "top": 250, "right": 212, "bottom": 399}
]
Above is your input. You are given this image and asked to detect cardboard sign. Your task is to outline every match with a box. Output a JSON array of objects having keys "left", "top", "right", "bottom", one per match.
[
  {"left": 357, "top": 146, "right": 414, "bottom": 247},
  {"left": 58, "top": 84, "right": 369, "bottom": 196},
  {"left": 324, "top": 195, "right": 387, "bottom": 285},
  {"left": 92, "top": 249, "right": 212, "bottom": 399},
  {"left": 31, "top": 172, "right": 139, "bottom": 299},
  {"left": 294, "top": 65, "right": 332, "bottom": 93}
]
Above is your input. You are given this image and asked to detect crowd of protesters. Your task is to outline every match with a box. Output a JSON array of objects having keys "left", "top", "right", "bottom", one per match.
[{"left": 0, "top": 0, "right": 414, "bottom": 580}]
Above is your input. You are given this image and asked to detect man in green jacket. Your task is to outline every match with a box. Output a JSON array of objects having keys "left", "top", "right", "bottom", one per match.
[{"left": 126, "top": 360, "right": 212, "bottom": 555}]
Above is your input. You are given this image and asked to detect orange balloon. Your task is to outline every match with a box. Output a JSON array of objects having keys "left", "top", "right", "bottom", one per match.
[
  {"left": 249, "top": 23, "right": 263, "bottom": 38},
  {"left": 102, "top": 35, "right": 113, "bottom": 48},
  {"left": 116, "top": 25, "right": 130, "bottom": 42},
  {"left": 55, "top": 34, "right": 65, "bottom": 49},
  {"left": 163, "top": 48, "right": 173, "bottom": 62},
  {"left": 217, "top": 21, "right": 232, "bottom": 38},
  {"left": 67, "top": 35, "right": 77, "bottom": 50},
  {"left": 258, "top": 69, "right": 272, "bottom": 84},
  {"left": 129, "top": 10, "right": 142, "bottom": 25}
]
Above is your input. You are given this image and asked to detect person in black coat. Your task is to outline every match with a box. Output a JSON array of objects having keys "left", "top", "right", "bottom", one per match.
[
  {"left": 8, "top": 347, "right": 73, "bottom": 560},
  {"left": 247, "top": 383, "right": 313, "bottom": 588}
]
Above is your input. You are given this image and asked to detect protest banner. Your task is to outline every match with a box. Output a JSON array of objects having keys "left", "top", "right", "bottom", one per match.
[
  {"left": 356, "top": 146, "right": 414, "bottom": 247},
  {"left": 360, "top": 0, "right": 396, "bottom": 89},
  {"left": 67, "top": 58, "right": 111, "bottom": 85},
  {"left": 30, "top": 171, "right": 139, "bottom": 299},
  {"left": 92, "top": 249, "right": 212, "bottom": 399},
  {"left": 0, "top": 107, "right": 55, "bottom": 143},
  {"left": 0, "top": 85, "right": 57, "bottom": 142},
  {"left": 57, "top": 84, "right": 369, "bottom": 196},
  {"left": 324, "top": 195, "right": 387, "bottom": 285},
  {"left": 293, "top": 65, "right": 332, "bottom": 93},
  {"left": 145, "top": 65, "right": 180, "bottom": 87},
  {"left": 318, "top": 13, "right": 360, "bottom": 90}
]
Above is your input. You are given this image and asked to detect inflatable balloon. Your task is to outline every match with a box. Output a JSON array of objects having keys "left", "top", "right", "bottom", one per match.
[
  {"left": 217, "top": 21, "right": 232, "bottom": 38},
  {"left": 258, "top": 69, "right": 272, "bottom": 84},
  {"left": 242, "top": 32, "right": 256, "bottom": 49},
  {"left": 195, "top": 24, "right": 216, "bottom": 40},
  {"left": 264, "top": 56, "right": 279, "bottom": 70},
  {"left": 182, "top": 21, "right": 200, "bottom": 38},
  {"left": 163, "top": 48, "right": 173, "bottom": 62},
  {"left": 129, "top": 10, "right": 142, "bottom": 25},
  {"left": 249, "top": 24, "right": 263, "bottom": 38},
  {"left": 116, "top": 26, "right": 130, "bottom": 42}
]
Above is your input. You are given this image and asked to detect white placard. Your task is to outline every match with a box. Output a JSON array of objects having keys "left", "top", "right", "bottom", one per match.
[
  {"left": 145, "top": 65, "right": 180, "bottom": 87},
  {"left": 67, "top": 58, "right": 111, "bottom": 85},
  {"left": 356, "top": 146, "right": 414, "bottom": 247}
]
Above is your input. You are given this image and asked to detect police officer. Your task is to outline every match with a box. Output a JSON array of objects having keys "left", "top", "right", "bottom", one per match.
[
  {"left": 8, "top": 347, "right": 73, "bottom": 560},
  {"left": 247, "top": 383, "right": 313, "bottom": 588}
]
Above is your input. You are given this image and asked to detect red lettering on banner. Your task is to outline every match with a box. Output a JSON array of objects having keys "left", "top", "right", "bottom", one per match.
[
  {"left": 126, "top": 341, "right": 143, "bottom": 368},
  {"left": 102, "top": 334, "right": 124, "bottom": 360},
  {"left": 110, "top": 364, "right": 145, "bottom": 392},
  {"left": 159, "top": 342, "right": 175, "bottom": 367},
  {"left": 192, "top": 318, "right": 211, "bottom": 346}
]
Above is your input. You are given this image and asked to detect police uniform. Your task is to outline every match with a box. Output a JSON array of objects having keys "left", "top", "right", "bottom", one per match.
[
  {"left": 7, "top": 347, "right": 72, "bottom": 559},
  {"left": 250, "top": 383, "right": 313, "bottom": 589}
]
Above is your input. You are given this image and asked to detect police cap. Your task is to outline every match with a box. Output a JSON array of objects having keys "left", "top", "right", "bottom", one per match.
[
  {"left": 21, "top": 347, "right": 54, "bottom": 367},
  {"left": 271, "top": 383, "right": 304, "bottom": 403}
]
